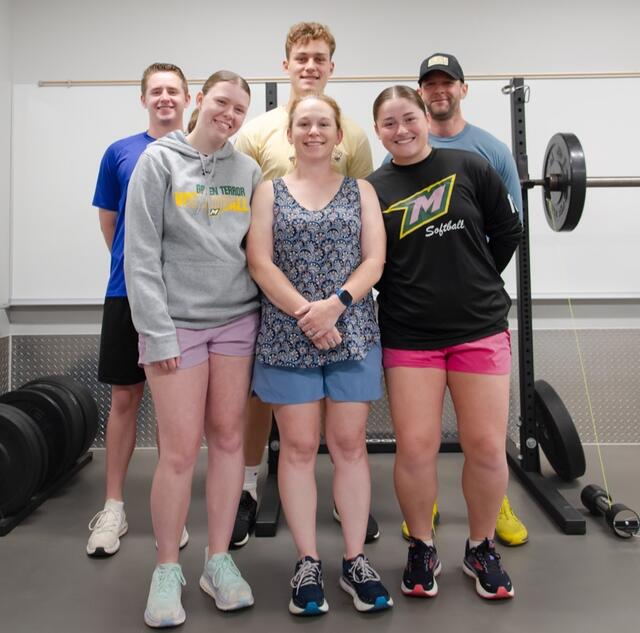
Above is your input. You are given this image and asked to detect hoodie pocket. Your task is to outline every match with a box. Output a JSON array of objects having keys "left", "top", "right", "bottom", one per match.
[{"left": 162, "top": 259, "right": 258, "bottom": 324}]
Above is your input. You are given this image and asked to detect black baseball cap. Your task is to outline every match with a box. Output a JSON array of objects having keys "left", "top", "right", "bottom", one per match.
[{"left": 418, "top": 53, "right": 465, "bottom": 84}]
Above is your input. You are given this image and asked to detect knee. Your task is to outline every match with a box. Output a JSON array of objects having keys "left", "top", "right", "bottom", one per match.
[
  {"left": 328, "top": 434, "right": 367, "bottom": 464},
  {"left": 110, "top": 385, "right": 144, "bottom": 416},
  {"left": 464, "top": 436, "right": 507, "bottom": 472},
  {"left": 281, "top": 436, "right": 319, "bottom": 468},
  {"left": 207, "top": 423, "right": 243, "bottom": 454},
  {"left": 159, "top": 443, "right": 200, "bottom": 476},
  {"left": 396, "top": 435, "right": 440, "bottom": 468}
]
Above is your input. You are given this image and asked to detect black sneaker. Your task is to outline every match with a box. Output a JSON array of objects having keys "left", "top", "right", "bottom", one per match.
[
  {"left": 289, "top": 556, "right": 329, "bottom": 616},
  {"left": 340, "top": 554, "right": 393, "bottom": 612},
  {"left": 401, "top": 537, "right": 442, "bottom": 598},
  {"left": 463, "top": 538, "right": 514, "bottom": 599},
  {"left": 230, "top": 491, "right": 257, "bottom": 549},
  {"left": 332, "top": 505, "right": 380, "bottom": 543}
]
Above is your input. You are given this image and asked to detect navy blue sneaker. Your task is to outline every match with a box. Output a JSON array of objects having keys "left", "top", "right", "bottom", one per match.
[
  {"left": 340, "top": 554, "right": 393, "bottom": 612},
  {"left": 401, "top": 537, "right": 442, "bottom": 598},
  {"left": 289, "top": 557, "right": 329, "bottom": 616},
  {"left": 463, "top": 538, "right": 514, "bottom": 599}
]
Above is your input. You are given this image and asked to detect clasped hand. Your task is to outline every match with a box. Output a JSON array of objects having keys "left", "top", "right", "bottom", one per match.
[{"left": 295, "top": 299, "right": 344, "bottom": 350}]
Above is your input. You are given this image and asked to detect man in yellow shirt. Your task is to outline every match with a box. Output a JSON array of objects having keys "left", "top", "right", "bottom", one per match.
[{"left": 233, "top": 22, "right": 379, "bottom": 548}]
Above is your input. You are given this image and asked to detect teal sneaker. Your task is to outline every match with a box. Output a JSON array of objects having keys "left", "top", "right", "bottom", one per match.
[
  {"left": 144, "top": 563, "right": 186, "bottom": 628},
  {"left": 199, "top": 548, "right": 254, "bottom": 611}
]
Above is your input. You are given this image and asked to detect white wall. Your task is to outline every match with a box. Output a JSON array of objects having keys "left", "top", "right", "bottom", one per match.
[
  {"left": 0, "top": 0, "right": 12, "bottom": 333},
  {"left": 10, "top": 0, "right": 640, "bottom": 82}
]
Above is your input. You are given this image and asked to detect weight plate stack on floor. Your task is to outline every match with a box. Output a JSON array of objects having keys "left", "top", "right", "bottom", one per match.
[
  {"left": 0, "top": 388, "right": 77, "bottom": 482},
  {"left": 534, "top": 379, "right": 586, "bottom": 481},
  {"left": 0, "top": 403, "right": 48, "bottom": 516},
  {"left": 24, "top": 376, "right": 99, "bottom": 457}
]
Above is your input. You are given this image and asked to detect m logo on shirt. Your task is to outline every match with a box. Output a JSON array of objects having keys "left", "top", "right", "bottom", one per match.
[{"left": 384, "top": 174, "right": 456, "bottom": 239}]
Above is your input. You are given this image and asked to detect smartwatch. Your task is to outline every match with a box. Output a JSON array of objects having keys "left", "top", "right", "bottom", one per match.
[{"left": 335, "top": 288, "right": 353, "bottom": 308}]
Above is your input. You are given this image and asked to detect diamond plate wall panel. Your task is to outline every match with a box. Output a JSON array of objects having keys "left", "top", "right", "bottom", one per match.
[
  {"left": 10, "top": 335, "right": 157, "bottom": 448},
  {"left": 8, "top": 330, "right": 640, "bottom": 448},
  {"left": 0, "top": 337, "right": 9, "bottom": 395}
]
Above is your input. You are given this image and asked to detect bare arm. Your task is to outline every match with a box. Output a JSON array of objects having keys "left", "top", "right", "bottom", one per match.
[{"left": 98, "top": 209, "right": 117, "bottom": 251}]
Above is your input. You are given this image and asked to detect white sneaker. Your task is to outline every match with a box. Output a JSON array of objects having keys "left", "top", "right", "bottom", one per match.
[
  {"left": 86, "top": 499, "right": 128, "bottom": 557},
  {"left": 155, "top": 526, "right": 190, "bottom": 550}
]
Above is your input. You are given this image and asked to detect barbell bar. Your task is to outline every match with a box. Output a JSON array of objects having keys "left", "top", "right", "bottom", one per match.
[{"left": 521, "top": 132, "right": 640, "bottom": 232}]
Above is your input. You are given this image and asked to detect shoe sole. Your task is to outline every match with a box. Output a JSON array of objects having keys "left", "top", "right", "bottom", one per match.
[
  {"left": 462, "top": 562, "right": 515, "bottom": 599},
  {"left": 333, "top": 508, "right": 380, "bottom": 543},
  {"left": 199, "top": 574, "right": 254, "bottom": 611},
  {"left": 86, "top": 524, "right": 128, "bottom": 557},
  {"left": 401, "top": 560, "right": 442, "bottom": 598},
  {"left": 288, "top": 598, "right": 329, "bottom": 616},
  {"left": 143, "top": 608, "right": 186, "bottom": 628},
  {"left": 339, "top": 577, "right": 393, "bottom": 612},
  {"left": 230, "top": 532, "right": 250, "bottom": 549},
  {"left": 495, "top": 533, "right": 529, "bottom": 547}
]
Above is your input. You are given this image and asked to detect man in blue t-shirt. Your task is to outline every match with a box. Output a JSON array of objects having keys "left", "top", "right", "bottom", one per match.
[
  {"left": 396, "top": 53, "right": 529, "bottom": 547},
  {"left": 87, "top": 63, "right": 190, "bottom": 557}
]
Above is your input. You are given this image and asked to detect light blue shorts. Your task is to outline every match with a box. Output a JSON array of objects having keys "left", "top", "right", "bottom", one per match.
[{"left": 252, "top": 344, "right": 383, "bottom": 404}]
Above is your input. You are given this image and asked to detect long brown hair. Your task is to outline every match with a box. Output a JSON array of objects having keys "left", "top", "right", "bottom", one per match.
[{"left": 287, "top": 93, "right": 342, "bottom": 132}]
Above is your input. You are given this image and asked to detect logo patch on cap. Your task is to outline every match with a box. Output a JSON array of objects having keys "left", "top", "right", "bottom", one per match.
[{"left": 428, "top": 55, "right": 449, "bottom": 67}]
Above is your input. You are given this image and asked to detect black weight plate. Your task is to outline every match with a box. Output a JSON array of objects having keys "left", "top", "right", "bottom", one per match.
[
  {"left": 0, "top": 388, "right": 72, "bottom": 481},
  {"left": 534, "top": 379, "right": 586, "bottom": 481},
  {"left": 542, "top": 132, "right": 587, "bottom": 232},
  {"left": 0, "top": 404, "right": 44, "bottom": 515},
  {"left": 25, "top": 376, "right": 98, "bottom": 456}
]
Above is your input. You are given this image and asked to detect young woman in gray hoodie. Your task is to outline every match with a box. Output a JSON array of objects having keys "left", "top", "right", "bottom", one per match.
[{"left": 124, "top": 70, "right": 261, "bottom": 627}]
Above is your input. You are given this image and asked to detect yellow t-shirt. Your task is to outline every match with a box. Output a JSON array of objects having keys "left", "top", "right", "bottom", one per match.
[{"left": 234, "top": 105, "right": 373, "bottom": 180}]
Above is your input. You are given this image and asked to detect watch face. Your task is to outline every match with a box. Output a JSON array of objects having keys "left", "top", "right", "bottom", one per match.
[{"left": 338, "top": 289, "right": 353, "bottom": 307}]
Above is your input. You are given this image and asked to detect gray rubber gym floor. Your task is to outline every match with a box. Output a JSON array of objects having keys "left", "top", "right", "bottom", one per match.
[{"left": 1, "top": 445, "right": 639, "bottom": 632}]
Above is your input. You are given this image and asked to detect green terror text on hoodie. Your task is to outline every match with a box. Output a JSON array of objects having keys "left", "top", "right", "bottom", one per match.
[{"left": 124, "top": 130, "right": 262, "bottom": 363}]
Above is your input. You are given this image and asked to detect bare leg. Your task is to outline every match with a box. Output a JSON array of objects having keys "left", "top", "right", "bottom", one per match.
[
  {"left": 104, "top": 382, "right": 145, "bottom": 501},
  {"left": 324, "top": 399, "right": 370, "bottom": 559},
  {"left": 386, "top": 367, "right": 446, "bottom": 542},
  {"left": 204, "top": 353, "right": 253, "bottom": 554},
  {"left": 146, "top": 361, "right": 208, "bottom": 564},
  {"left": 273, "top": 401, "right": 322, "bottom": 559},
  {"left": 449, "top": 371, "right": 510, "bottom": 540}
]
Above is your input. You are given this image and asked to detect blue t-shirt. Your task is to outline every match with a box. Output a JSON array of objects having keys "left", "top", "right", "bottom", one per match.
[
  {"left": 92, "top": 131, "right": 155, "bottom": 297},
  {"left": 383, "top": 123, "right": 523, "bottom": 218}
]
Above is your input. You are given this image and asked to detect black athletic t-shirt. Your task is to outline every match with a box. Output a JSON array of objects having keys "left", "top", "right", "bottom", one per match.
[{"left": 367, "top": 148, "right": 522, "bottom": 350}]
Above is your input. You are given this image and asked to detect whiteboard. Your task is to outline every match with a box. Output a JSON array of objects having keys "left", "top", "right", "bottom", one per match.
[{"left": 10, "top": 77, "right": 640, "bottom": 303}]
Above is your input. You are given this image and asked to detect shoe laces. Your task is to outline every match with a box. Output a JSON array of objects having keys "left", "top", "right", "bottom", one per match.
[
  {"left": 291, "top": 559, "right": 322, "bottom": 591},
  {"left": 88, "top": 508, "right": 122, "bottom": 534},
  {"left": 347, "top": 555, "right": 380, "bottom": 584},
  {"left": 500, "top": 497, "right": 517, "bottom": 520},
  {"left": 211, "top": 555, "right": 242, "bottom": 587},
  {"left": 154, "top": 565, "right": 186, "bottom": 599},
  {"left": 409, "top": 540, "right": 436, "bottom": 572},
  {"left": 473, "top": 539, "right": 504, "bottom": 573}
]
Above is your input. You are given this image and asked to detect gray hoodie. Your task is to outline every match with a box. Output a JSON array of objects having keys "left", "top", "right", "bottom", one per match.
[{"left": 124, "top": 130, "right": 262, "bottom": 363}]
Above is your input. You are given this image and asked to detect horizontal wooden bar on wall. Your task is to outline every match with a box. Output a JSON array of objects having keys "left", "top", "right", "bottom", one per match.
[{"left": 38, "top": 71, "right": 640, "bottom": 88}]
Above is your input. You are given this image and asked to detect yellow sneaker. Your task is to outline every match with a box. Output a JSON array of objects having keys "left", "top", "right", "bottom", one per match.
[
  {"left": 401, "top": 502, "right": 440, "bottom": 541},
  {"left": 495, "top": 496, "right": 528, "bottom": 546}
]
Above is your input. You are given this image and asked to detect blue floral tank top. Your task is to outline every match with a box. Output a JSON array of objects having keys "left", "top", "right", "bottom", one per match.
[{"left": 256, "top": 177, "right": 380, "bottom": 368}]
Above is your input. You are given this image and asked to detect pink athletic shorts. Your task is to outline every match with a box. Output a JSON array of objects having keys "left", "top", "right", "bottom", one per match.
[
  {"left": 139, "top": 311, "right": 259, "bottom": 369},
  {"left": 382, "top": 331, "right": 511, "bottom": 375}
]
